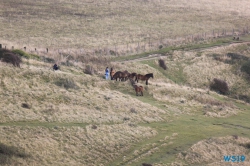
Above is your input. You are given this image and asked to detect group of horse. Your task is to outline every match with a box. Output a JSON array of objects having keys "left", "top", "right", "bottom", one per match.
[{"left": 109, "top": 68, "right": 154, "bottom": 96}]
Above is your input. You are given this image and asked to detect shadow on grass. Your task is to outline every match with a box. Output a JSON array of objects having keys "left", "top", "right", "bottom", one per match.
[{"left": 0, "top": 143, "right": 30, "bottom": 165}]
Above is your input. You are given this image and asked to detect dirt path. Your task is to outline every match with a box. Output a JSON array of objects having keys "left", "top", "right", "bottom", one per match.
[{"left": 120, "top": 41, "right": 250, "bottom": 63}]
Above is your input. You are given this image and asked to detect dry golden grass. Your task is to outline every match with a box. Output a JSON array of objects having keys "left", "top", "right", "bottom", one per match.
[
  {"left": 1, "top": 42, "right": 250, "bottom": 165},
  {"left": 0, "top": 124, "right": 157, "bottom": 166},
  {"left": 0, "top": 58, "right": 171, "bottom": 165},
  {"left": 0, "top": 0, "right": 250, "bottom": 52},
  {"left": 0, "top": 60, "right": 169, "bottom": 124}
]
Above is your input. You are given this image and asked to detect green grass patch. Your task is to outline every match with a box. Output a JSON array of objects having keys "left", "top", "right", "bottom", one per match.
[
  {"left": 141, "top": 60, "right": 187, "bottom": 84},
  {"left": 0, "top": 121, "right": 89, "bottom": 128},
  {"left": 12, "top": 49, "right": 40, "bottom": 59},
  {"left": 109, "top": 106, "right": 250, "bottom": 166}
]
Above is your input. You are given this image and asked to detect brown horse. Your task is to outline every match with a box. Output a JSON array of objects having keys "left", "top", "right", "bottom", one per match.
[
  {"left": 110, "top": 68, "right": 115, "bottom": 80},
  {"left": 122, "top": 70, "right": 130, "bottom": 81},
  {"left": 135, "top": 73, "right": 153, "bottom": 85},
  {"left": 112, "top": 71, "right": 129, "bottom": 81},
  {"left": 134, "top": 85, "right": 143, "bottom": 96},
  {"left": 128, "top": 72, "right": 137, "bottom": 81}
]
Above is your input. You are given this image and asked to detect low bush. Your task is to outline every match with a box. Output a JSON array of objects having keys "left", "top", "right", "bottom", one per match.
[
  {"left": 238, "top": 95, "right": 250, "bottom": 103},
  {"left": 209, "top": 78, "right": 229, "bottom": 95},
  {"left": 0, "top": 143, "right": 29, "bottom": 165},
  {"left": 227, "top": 53, "right": 248, "bottom": 61},
  {"left": 158, "top": 59, "right": 167, "bottom": 70},
  {"left": 241, "top": 61, "right": 250, "bottom": 75},
  {"left": 84, "top": 65, "right": 95, "bottom": 75},
  {"left": 55, "top": 78, "right": 78, "bottom": 90},
  {"left": 40, "top": 56, "right": 55, "bottom": 63},
  {"left": 0, "top": 49, "right": 22, "bottom": 67}
]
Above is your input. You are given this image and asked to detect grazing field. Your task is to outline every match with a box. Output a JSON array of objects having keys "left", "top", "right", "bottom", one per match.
[
  {"left": 1, "top": 40, "right": 250, "bottom": 165},
  {"left": 0, "top": 0, "right": 250, "bottom": 52}
]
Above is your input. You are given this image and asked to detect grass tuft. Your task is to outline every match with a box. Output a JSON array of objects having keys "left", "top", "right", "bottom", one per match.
[{"left": 54, "top": 78, "right": 78, "bottom": 90}]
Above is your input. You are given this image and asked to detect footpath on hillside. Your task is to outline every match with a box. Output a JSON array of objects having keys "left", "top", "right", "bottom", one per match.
[{"left": 116, "top": 40, "right": 250, "bottom": 63}]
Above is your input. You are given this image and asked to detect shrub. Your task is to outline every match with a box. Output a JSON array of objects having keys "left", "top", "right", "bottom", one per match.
[
  {"left": 84, "top": 65, "right": 95, "bottom": 75},
  {"left": 209, "top": 78, "right": 229, "bottom": 95},
  {"left": 41, "top": 56, "right": 55, "bottom": 63},
  {"left": 0, "top": 143, "right": 29, "bottom": 165},
  {"left": 241, "top": 61, "right": 250, "bottom": 75},
  {"left": 158, "top": 59, "right": 167, "bottom": 70},
  {"left": 238, "top": 95, "right": 250, "bottom": 103},
  {"left": 0, "top": 49, "right": 22, "bottom": 67},
  {"left": 227, "top": 53, "right": 248, "bottom": 61},
  {"left": 21, "top": 103, "right": 31, "bottom": 109},
  {"left": 55, "top": 78, "right": 78, "bottom": 89}
]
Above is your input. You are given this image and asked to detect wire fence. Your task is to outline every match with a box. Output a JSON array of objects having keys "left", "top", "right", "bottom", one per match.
[{"left": 1, "top": 26, "right": 249, "bottom": 60}]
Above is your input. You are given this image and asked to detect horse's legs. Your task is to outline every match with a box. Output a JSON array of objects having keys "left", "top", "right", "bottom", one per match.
[
  {"left": 146, "top": 80, "right": 148, "bottom": 85},
  {"left": 141, "top": 91, "right": 143, "bottom": 96}
]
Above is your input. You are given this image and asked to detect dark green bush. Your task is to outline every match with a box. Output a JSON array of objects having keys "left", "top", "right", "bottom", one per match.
[
  {"left": 241, "top": 61, "right": 250, "bottom": 75},
  {"left": 0, "top": 49, "right": 22, "bottom": 67},
  {"left": 227, "top": 53, "right": 248, "bottom": 61},
  {"left": 210, "top": 78, "right": 229, "bottom": 95},
  {"left": 158, "top": 59, "right": 167, "bottom": 70},
  {"left": 0, "top": 143, "right": 29, "bottom": 165}
]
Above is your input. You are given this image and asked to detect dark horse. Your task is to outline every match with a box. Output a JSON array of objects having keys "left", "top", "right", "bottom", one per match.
[
  {"left": 134, "top": 85, "right": 143, "bottom": 96},
  {"left": 112, "top": 71, "right": 130, "bottom": 81},
  {"left": 128, "top": 72, "right": 137, "bottom": 81},
  {"left": 135, "top": 73, "right": 153, "bottom": 85}
]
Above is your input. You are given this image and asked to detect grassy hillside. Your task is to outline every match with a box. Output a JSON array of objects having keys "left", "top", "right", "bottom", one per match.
[
  {"left": 1, "top": 40, "right": 250, "bottom": 165},
  {"left": 1, "top": 0, "right": 250, "bottom": 165}
]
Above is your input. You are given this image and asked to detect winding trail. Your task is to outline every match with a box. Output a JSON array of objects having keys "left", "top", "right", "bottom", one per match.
[{"left": 118, "top": 41, "right": 250, "bottom": 63}]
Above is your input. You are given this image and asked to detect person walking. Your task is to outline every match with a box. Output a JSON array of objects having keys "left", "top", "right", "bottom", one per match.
[{"left": 105, "top": 67, "right": 109, "bottom": 80}]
